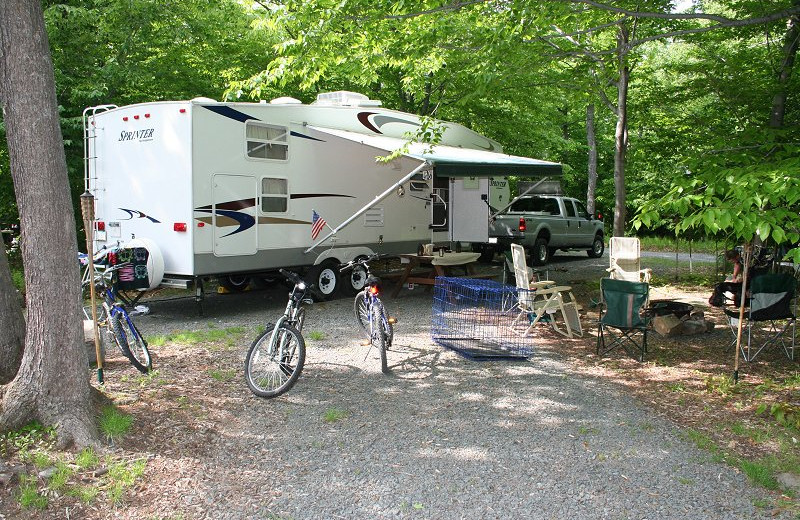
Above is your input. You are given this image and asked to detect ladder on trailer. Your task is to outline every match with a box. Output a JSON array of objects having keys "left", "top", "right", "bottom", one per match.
[{"left": 82, "top": 105, "right": 117, "bottom": 196}]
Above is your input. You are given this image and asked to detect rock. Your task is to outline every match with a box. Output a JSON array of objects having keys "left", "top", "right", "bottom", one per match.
[
  {"left": 777, "top": 472, "right": 800, "bottom": 493},
  {"left": 653, "top": 314, "right": 683, "bottom": 336},
  {"left": 38, "top": 467, "right": 58, "bottom": 479},
  {"left": 690, "top": 310, "right": 705, "bottom": 321},
  {"left": 680, "top": 320, "right": 708, "bottom": 335},
  {"left": 705, "top": 320, "right": 715, "bottom": 332}
]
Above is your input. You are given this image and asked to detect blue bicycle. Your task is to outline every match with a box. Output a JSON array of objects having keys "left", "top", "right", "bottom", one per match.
[
  {"left": 341, "top": 254, "right": 395, "bottom": 373},
  {"left": 80, "top": 250, "right": 152, "bottom": 373}
]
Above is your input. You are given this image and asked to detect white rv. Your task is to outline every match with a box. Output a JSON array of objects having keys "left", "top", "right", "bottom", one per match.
[{"left": 84, "top": 91, "right": 560, "bottom": 298}]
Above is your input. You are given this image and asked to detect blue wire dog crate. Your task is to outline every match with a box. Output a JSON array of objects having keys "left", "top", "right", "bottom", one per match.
[{"left": 432, "top": 277, "right": 533, "bottom": 360}]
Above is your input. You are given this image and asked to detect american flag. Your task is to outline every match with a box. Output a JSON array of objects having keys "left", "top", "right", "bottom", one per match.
[{"left": 311, "top": 210, "right": 327, "bottom": 240}]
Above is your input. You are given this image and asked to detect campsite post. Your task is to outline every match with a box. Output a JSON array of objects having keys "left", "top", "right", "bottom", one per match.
[{"left": 80, "top": 190, "right": 104, "bottom": 384}]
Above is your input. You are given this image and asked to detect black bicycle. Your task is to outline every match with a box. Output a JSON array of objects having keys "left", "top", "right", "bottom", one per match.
[
  {"left": 341, "top": 254, "right": 395, "bottom": 373},
  {"left": 244, "top": 269, "right": 312, "bottom": 398},
  {"left": 80, "top": 250, "right": 152, "bottom": 373}
]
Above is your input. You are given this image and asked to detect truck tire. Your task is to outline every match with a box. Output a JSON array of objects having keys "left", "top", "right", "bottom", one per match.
[
  {"left": 477, "top": 245, "right": 496, "bottom": 263},
  {"left": 531, "top": 238, "right": 550, "bottom": 266},
  {"left": 588, "top": 234, "right": 605, "bottom": 258}
]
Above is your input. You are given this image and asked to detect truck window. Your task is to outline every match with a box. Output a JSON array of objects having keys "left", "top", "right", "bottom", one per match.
[
  {"left": 543, "top": 198, "right": 560, "bottom": 215},
  {"left": 574, "top": 201, "right": 590, "bottom": 219},
  {"left": 564, "top": 200, "right": 577, "bottom": 218},
  {"left": 261, "top": 177, "right": 288, "bottom": 212},
  {"left": 246, "top": 122, "right": 288, "bottom": 160}
]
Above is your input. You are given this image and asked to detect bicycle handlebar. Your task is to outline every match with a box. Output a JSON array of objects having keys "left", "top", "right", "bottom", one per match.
[{"left": 339, "top": 253, "right": 382, "bottom": 272}]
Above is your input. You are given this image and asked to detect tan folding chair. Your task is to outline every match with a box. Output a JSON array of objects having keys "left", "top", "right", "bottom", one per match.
[
  {"left": 608, "top": 237, "right": 652, "bottom": 283},
  {"left": 509, "top": 244, "right": 582, "bottom": 338}
]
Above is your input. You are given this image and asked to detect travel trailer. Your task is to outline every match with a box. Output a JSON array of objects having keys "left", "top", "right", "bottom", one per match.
[{"left": 83, "top": 91, "right": 561, "bottom": 298}]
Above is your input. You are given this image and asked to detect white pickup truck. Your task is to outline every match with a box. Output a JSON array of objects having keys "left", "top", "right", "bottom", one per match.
[{"left": 480, "top": 194, "right": 605, "bottom": 265}]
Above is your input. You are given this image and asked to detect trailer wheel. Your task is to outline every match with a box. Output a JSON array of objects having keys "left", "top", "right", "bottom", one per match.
[
  {"left": 530, "top": 238, "right": 550, "bottom": 266},
  {"left": 310, "top": 260, "right": 340, "bottom": 300},
  {"left": 219, "top": 274, "right": 251, "bottom": 292},
  {"left": 344, "top": 258, "right": 369, "bottom": 295}
]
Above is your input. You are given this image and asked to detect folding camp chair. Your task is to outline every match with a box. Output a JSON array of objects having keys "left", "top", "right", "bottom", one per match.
[
  {"left": 608, "top": 237, "right": 652, "bottom": 283},
  {"left": 597, "top": 278, "right": 650, "bottom": 361},
  {"left": 509, "top": 244, "right": 582, "bottom": 338},
  {"left": 723, "top": 273, "right": 796, "bottom": 362}
]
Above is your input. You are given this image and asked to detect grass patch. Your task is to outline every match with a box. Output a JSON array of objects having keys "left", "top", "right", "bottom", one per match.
[
  {"left": 209, "top": 368, "right": 237, "bottom": 382},
  {"left": 2, "top": 421, "right": 148, "bottom": 512},
  {"left": 307, "top": 331, "right": 326, "bottom": 341},
  {"left": 0, "top": 422, "right": 55, "bottom": 458},
  {"left": 98, "top": 405, "right": 134, "bottom": 440},
  {"left": 639, "top": 236, "right": 721, "bottom": 255},
  {"left": 148, "top": 326, "right": 246, "bottom": 350},
  {"left": 323, "top": 408, "right": 348, "bottom": 423},
  {"left": 18, "top": 475, "right": 48, "bottom": 509}
]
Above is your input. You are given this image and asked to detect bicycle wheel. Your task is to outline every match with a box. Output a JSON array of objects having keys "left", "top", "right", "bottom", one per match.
[
  {"left": 373, "top": 299, "right": 394, "bottom": 349},
  {"left": 370, "top": 304, "right": 389, "bottom": 374},
  {"left": 245, "top": 323, "right": 305, "bottom": 398},
  {"left": 354, "top": 290, "right": 369, "bottom": 333},
  {"left": 293, "top": 306, "right": 306, "bottom": 332},
  {"left": 110, "top": 313, "right": 152, "bottom": 373}
]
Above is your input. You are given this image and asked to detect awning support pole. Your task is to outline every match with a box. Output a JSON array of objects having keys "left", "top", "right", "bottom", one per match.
[
  {"left": 490, "top": 177, "right": 549, "bottom": 219},
  {"left": 304, "top": 161, "right": 430, "bottom": 254}
]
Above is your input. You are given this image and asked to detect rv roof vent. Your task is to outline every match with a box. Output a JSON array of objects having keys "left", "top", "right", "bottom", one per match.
[
  {"left": 191, "top": 97, "right": 217, "bottom": 103},
  {"left": 313, "top": 91, "right": 382, "bottom": 107},
  {"left": 270, "top": 96, "right": 303, "bottom": 105}
]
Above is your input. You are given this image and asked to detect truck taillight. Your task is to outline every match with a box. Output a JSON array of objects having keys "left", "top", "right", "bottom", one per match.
[
  {"left": 95, "top": 221, "right": 105, "bottom": 231},
  {"left": 174, "top": 223, "right": 187, "bottom": 232},
  {"left": 518, "top": 217, "right": 526, "bottom": 232},
  {"left": 597, "top": 212, "right": 603, "bottom": 220}
]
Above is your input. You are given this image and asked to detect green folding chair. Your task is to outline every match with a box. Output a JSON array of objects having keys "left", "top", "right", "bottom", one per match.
[{"left": 597, "top": 278, "right": 650, "bottom": 361}]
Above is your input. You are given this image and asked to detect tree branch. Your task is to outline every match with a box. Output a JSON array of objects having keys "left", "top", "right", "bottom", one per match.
[{"left": 562, "top": 0, "right": 799, "bottom": 25}]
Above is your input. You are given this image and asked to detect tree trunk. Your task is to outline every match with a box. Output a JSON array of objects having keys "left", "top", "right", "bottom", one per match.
[
  {"left": 0, "top": 0, "right": 98, "bottom": 447},
  {"left": 769, "top": 3, "right": 799, "bottom": 129},
  {"left": 0, "top": 245, "right": 24, "bottom": 384},
  {"left": 585, "top": 103, "right": 598, "bottom": 216},
  {"left": 613, "top": 23, "right": 630, "bottom": 238}
]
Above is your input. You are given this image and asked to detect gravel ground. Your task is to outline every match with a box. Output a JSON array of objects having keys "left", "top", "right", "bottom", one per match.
[{"left": 24, "top": 250, "right": 786, "bottom": 520}]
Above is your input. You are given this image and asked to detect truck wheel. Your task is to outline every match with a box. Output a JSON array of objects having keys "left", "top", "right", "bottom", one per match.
[
  {"left": 588, "top": 234, "right": 605, "bottom": 258},
  {"left": 219, "top": 274, "right": 251, "bottom": 292},
  {"left": 531, "top": 238, "right": 550, "bottom": 266},
  {"left": 309, "top": 260, "right": 340, "bottom": 300},
  {"left": 478, "top": 245, "right": 495, "bottom": 263}
]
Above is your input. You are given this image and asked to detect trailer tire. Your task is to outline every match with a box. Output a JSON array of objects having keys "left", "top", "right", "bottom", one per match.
[
  {"left": 344, "top": 258, "right": 369, "bottom": 295},
  {"left": 219, "top": 274, "right": 251, "bottom": 292},
  {"left": 309, "top": 260, "right": 340, "bottom": 300},
  {"left": 588, "top": 234, "right": 605, "bottom": 258},
  {"left": 531, "top": 238, "right": 550, "bottom": 266}
]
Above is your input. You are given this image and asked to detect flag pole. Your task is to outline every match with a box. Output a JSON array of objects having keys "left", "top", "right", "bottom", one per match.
[{"left": 304, "top": 162, "right": 429, "bottom": 253}]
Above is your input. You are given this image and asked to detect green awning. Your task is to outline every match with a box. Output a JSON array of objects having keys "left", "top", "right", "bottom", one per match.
[{"left": 310, "top": 126, "right": 562, "bottom": 178}]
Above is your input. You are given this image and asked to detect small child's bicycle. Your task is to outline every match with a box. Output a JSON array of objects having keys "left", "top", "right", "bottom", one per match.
[
  {"left": 244, "top": 269, "right": 312, "bottom": 398},
  {"left": 341, "top": 254, "right": 395, "bottom": 374}
]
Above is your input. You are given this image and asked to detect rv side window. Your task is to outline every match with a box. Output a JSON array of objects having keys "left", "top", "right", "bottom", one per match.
[
  {"left": 261, "top": 177, "right": 288, "bottom": 212},
  {"left": 246, "top": 122, "right": 288, "bottom": 160}
]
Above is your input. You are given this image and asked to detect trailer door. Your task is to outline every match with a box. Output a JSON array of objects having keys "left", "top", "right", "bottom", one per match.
[
  {"left": 212, "top": 174, "right": 258, "bottom": 256},
  {"left": 449, "top": 177, "right": 489, "bottom": 243}
]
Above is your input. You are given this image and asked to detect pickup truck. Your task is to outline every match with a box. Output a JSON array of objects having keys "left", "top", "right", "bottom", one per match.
[{"left": 480, "top": 195, "right": 605, "bottom": 265}]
